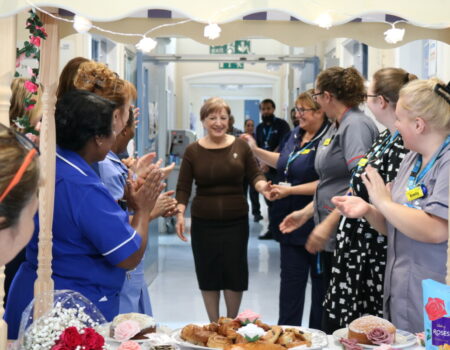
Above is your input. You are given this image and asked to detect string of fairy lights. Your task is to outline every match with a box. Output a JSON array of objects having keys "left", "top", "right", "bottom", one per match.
[{"left": 25, "top": 0, "right": 440, "bottom": 53}]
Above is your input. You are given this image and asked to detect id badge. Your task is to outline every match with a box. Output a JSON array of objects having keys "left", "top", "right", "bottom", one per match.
[
  {"left": 358, "top": 158, "right": 368, "bottom": 167},
  {"left": 323, "top": 138, "right": 331, "bottom": 146},
  {"left": 300, "top": 149, "right": 311, "bottom": 154},
  {"left": 406, "top": 186, "right": 425, "bottom": 201},
  {"left": 278, "top": 182, "right": 292, "bottom": 187}
]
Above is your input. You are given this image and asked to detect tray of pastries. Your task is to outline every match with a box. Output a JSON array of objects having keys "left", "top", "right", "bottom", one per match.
[{"left": 172, "top": 317, "right": 327, "bottom": 350}]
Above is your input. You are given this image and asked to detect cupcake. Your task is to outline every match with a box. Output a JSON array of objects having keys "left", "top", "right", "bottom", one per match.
[{"left": 111, "top": 313, "right": 157, "bottom": 340}]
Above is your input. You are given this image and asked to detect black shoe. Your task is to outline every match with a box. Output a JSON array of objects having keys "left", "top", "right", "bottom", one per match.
[
  {"left": 253, "top": 214, "right": 263, "bottom": 222},
  {"left": 258, "top": 230, "right": 273, "bottom": 240}
]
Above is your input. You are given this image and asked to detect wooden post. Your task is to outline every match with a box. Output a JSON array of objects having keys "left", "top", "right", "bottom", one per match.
[
  {"left": 33, "top": 11, "right": 59, "bottom": 320},
  {"left": 0, "top": 13, "right": 17, "bottom": 348}
]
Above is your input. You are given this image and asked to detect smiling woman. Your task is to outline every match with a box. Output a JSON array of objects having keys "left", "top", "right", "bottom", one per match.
[{"left": 175, "top": 97, "right": 271, "bottom": 323}]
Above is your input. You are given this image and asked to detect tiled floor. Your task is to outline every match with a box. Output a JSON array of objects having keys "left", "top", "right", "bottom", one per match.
[{"left": 149, "top": 204, "right": 312, "bottom": 330}]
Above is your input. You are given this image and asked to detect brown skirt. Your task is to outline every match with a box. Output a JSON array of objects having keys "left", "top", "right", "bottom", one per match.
[{"left": 191, "top": 215, "right": 249, "bottom": 291}]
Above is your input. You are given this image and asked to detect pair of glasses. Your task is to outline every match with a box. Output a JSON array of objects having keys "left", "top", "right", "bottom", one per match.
[
  {"left": 0, "top": 123, "right": 40, "bottom": 203},
  {"left": 366, "top": 94, "right": 390, "bottom": 102},
  {"left": 312, "top": 92, "right": 324, "bottom": 100},
  {"left": 295, "top": 107, "right": 315, "bottom": 113}
]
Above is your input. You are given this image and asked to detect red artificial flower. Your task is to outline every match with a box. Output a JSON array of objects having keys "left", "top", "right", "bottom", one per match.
[
  {"left": 58, "top": 326, "right": 82, "bottom": 349},
  {"left": 52, "top": 344, "right": 71, "bottom": 350},
  {"left": 25, "top": 104, "right": 35, "bottom": 111},
  {"left": 24, "top": 80, "right": 38, "bottom": 93},
  {"left": 82, "top": 327, "right": 105, "bottom": 350},
  {"left": 425, "top": 297, "right": 447, "bottom": 321},
  {"left": 29, "top": 36, "right": 41, "bottom": 47}
]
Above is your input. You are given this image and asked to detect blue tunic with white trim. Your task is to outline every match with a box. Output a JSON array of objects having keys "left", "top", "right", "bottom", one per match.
[{"left": 5, "top": 146, "right": 141, "bottom": 339}]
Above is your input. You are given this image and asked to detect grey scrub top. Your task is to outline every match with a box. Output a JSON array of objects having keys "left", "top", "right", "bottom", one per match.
[
  {"left": 314, "top": 108, "right": 379, "bottom": 251},
  {"left": 384, "top": 144, "right": 450, "bottom": 333}
]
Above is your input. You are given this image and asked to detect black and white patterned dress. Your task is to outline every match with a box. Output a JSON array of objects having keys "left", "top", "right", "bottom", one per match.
[{"left": 323, "top": 129, "right": 409, "bottom": 327}]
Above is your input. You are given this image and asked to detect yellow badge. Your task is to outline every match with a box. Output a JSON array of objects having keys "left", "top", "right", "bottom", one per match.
[
  {"left": 323, "top": 138, "right": 331, "bottom": 146},
  {"left": 358, "top": 158, "right": 368, "bottom": 167},
  {"left": 300, "top": 149, "right": 311, "bottom": 155},
  {"left": 406, "top": 186, "right": 424, "bottom": 202}
]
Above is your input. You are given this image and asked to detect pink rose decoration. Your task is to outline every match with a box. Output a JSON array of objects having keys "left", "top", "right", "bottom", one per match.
[
  {"left": 24, "top": 80, "right": 38, "bottom": 93},
  {"left": 16, "top": 53, "right": 25, "bottom": 68},
  {"left": 25, "top": 104, "right": 35, "bottom": 111},
  {"left": 339, "top": 338, "right": 363, "bottom": 350},
  {"left": 117, "top": 341, "right": 142, "bottom": 350},
  {"left": 236, "top": 309, "right": 261, "bottom": 324},
  {"left": 29, "top": 36, "right": 41, "bottom": 47},
  {"left": 114, "top": 320, "right": 141, "bottom": 342},
  {"left": 366, "top": 328, "right": 394, "bottom": 345}
]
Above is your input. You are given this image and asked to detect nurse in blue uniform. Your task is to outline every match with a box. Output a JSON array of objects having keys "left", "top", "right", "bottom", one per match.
[
  {"left": 5, "top": 90, "right": 164, "bottom": 339},
  {"left": 241, "top": 90, "right": 330, "bottom": 328}
]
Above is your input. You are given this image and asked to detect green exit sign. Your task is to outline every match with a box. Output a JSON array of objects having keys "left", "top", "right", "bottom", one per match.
[
  {"left": 219, "top": 62, "right": 244, "bottom": 69},
  {"left": 210, "top": 40, "right": 251, "bottom": 54}
]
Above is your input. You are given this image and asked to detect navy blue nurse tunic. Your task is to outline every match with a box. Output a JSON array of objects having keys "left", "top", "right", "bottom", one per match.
[
  {"left": 269, "top": 121, "right": 330, "bottom": 327},
  {"left": 5, "top": 146, "right": 142, "bottom": 339}
]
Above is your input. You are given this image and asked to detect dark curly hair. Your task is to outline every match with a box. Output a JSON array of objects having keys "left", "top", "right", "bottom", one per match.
[
  {"left": 316, "top": 66, "right": 366, "bottom": 108},
  {"left": 55, "top": 90, "right": 116, "bottom": 151}
]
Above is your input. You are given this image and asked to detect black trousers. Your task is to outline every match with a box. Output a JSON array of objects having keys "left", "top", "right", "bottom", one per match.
[{"left": 278, "top": 244, "right": 325, "bottom": 329}]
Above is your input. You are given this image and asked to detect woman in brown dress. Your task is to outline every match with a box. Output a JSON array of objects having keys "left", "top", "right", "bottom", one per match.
[{"left": 176, "top": 97, "right": 271, "bottom": 322}]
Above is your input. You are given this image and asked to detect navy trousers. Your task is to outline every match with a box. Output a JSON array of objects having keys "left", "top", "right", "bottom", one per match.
[{"left": 278, "top": 244, "right": 325, "bottom": 329}]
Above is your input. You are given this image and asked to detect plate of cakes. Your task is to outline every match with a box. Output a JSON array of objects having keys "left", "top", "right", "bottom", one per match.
[
  {"left": 172, "top": 312, "right": 327, "bottom": 350},
  {"left": 98, "top": 312, "right": 178, "bottom": 348},
  {"left": 332, "top": 315, "right": 417, "bottom": 349}
]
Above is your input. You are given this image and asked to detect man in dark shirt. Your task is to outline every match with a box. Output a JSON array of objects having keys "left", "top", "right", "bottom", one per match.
[{"left": 255, "top": 99, "right": 290, "bottom": 239}]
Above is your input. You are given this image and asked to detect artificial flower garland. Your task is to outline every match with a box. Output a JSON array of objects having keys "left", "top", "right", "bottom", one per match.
[{"left": 14, "top": 9, "right": 47, "bottom": 135}]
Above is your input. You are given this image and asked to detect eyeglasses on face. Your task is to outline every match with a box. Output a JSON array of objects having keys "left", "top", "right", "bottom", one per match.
[
  {"left": 312, "top": 92, "right": 324, "bottom": 100},
  {"left": 295, "top": 107, "right": 315, "bottom": 113},
  {"left": 0, "top": 123, "right": 40, "bottom": 203},
  {"left": 366, "top": 94, "right": 390, "bottom": 102}
]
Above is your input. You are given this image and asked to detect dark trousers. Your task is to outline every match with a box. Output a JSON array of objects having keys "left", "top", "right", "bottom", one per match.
[
  {"left": 243, "top": 180, "right": 261, "bottom": 216},
  {"left": 278, "top": 244, "right": 325, "bottom": 329},
  {"left": 321, "top": 251, "right": 340, "bottom": 333}
]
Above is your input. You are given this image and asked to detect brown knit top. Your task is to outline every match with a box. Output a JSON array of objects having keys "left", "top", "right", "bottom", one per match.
[{"left": 176, "top": 137, "right": 265, "bottom": 220}]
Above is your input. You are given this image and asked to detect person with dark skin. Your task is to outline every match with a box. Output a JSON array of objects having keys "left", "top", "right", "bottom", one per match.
[
  {"left": 255, "top": 99, "right": 290, "bottom": 239},
  {"left": 5, "top": 90, "right": 165, "bottom": 339}
]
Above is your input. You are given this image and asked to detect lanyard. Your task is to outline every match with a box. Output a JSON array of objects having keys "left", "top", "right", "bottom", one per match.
[
  {"left": 263, "top": 126, "right": 273, "bottom": 149},
  {"left": 408, "top": 135, "right": 450, "bottom": 189},
  {"left": 373, "top": 130, "right": 400, "bottom": 159},
  {"left": 284, "top": 124, "right": 330, "bottom": 177}
]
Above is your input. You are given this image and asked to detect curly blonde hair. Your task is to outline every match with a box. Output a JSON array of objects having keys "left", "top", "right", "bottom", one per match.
[{"left": 74, "top": 61, "right": 137, "bottom": 110}]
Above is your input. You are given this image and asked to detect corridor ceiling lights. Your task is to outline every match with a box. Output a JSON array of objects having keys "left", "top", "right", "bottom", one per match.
[
  {"left": 204, "top": 23, "right": 221, "bottom": 40},
  {"left": 136, "top": 37, "right": 157, "bottom": 53},
  {"left": 315, "top": 12, "right": 333, "bottom": 29},
  {"left": 384, "top": 22, "right": 406, "bottom": 44},
  {"left": 73, "top": 15, "right": 92, "bottom": 34}
]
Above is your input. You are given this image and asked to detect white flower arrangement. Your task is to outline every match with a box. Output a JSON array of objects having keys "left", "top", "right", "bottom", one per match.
[
  {"left": 236, "top": 323, "right": 265, "bottom": 342},
  {"left": 23, "top": 302, "right": 103, "bottom": 350},
  {"left": 15, "top": 290, "right": 108, "bottom": 350}
]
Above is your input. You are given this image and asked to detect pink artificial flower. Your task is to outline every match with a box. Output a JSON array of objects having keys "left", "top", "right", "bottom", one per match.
[
  {"left": 117, "top": 341, "right": 142, "bottom": 350},
  {"left": 29, "top": 36, "right": 41, "bottom": 47},
  {"left": 236, "top": 309, "right": 261, "bottom": 324},
  {"left": 16, "top": 53, "right": 25, "bottom": 68},
  {"left": 24, "top": 80, "right": 38, "bottom": 93},
  {"left": 36, "top": 25, "right": 47, "bottom": 36},
  {"left": 114, "top": 320, "right": 141, "bottom": 342},
  {"left": 25, "top": 104, "right": 35, "bottom": 111},
  {"left": 25, "top": 133, "right": 38, "bottom": 144},
  {"left": 27, "top": 66, "right": 36, "bottom": 77}
]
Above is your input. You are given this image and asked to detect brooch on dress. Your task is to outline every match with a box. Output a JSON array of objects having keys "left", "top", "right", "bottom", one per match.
[{"left": 233, "top": 153, "right": 238, "bottom": 159}]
